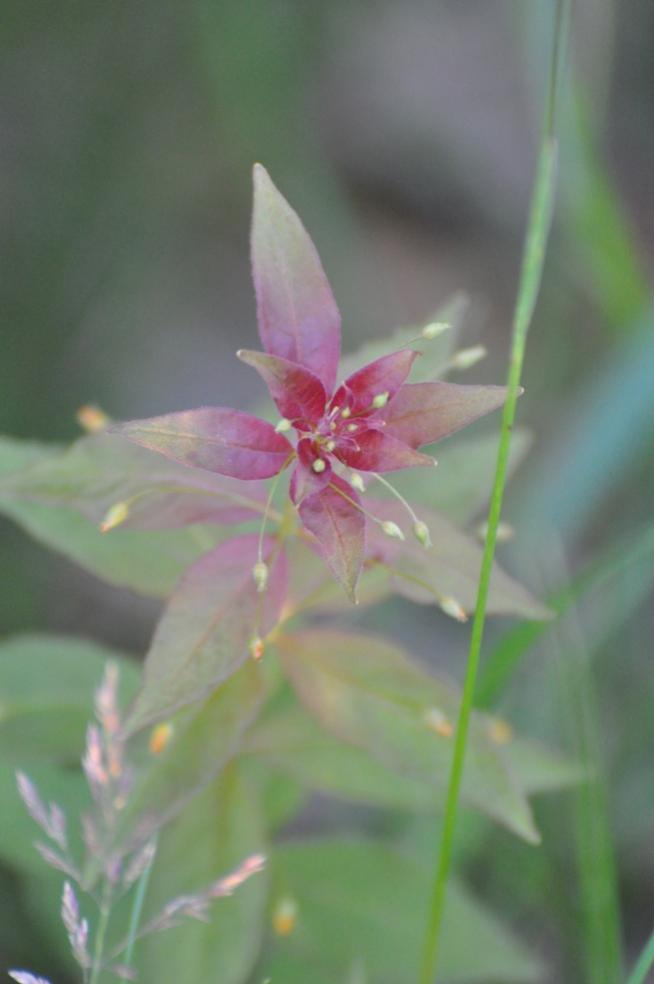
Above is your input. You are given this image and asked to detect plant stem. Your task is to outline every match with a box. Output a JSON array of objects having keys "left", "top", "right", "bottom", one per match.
[
  {"left": 418, "top": 3, "right": 570, "bottom": 981},
  {"left": 124, "top": 839, "right": 157, "bottom": 967},
  {"left": 627, "top": 928, "right": 654, "bottom": 984},
  {"left": 89, "top": 882, "right": 112, "bottom": 984}
]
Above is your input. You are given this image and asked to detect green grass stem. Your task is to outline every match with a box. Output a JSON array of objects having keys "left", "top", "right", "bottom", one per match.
[{"left": 418, "top": 2, "right": 570, "bottom": 980}]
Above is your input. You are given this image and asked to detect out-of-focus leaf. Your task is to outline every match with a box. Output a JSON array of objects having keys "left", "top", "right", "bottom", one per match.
[
  {"left": 278, "top": 630, "right": 540, "bottom": 842},
  {"left": 390, "top": 428, "right": 532, "bottom": 524},
  {"left": 123, "top": 534, "right": 288, "bottom": 734},
  {"left": 240, "top": 761, "right": 306, "bottom": 833},
  {"left": 137, "top": 767, "right": 268, "bottom": 984},
  {"left": 0, "top": 634, "right": 138, "bottom": 764},
  {"left": 368, "top": 500, "right": 551, "bottom": 619},
  {"left": 115, "top": 663, "right": 265, "bottom": 850},
  {"left": 338, "top": 292, "right": 468, "bottom": 383},
  {"left": 0, "top": 436, "right": 226, "bottom": 597},
  {"left": 0, "top": 433, "right": 269, "bottom": 529},
  {"left": 247, "top": 687, "right": 579, "bottom": 811},
  {"left": 263, "top": 839, "right": 543, "bottom": 982},
  {"left": 244, "top": 701, "right": 432, "bottom": 810}
]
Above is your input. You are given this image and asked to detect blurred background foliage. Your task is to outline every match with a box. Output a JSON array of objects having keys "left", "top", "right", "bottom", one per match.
[{"left": 1, "top": 0, "right": 653, "bottom": 980}]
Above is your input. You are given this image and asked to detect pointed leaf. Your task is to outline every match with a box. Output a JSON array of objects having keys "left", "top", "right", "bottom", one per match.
[
  {"left": 110, "top": 407, "right": 293, "bottom": 480},
  {"left": 112, "top": 664, "right": 265, "bottom": 852},
  {"left": 265, "top": 839, "right": 544, "bottom": 983},
  {"left": 236, "top": 349, "right": 327, "bottom": 424},
  {"left": 251, "top": 164, "right": 341, "bottom": 392},
  {"left": 331, "top": 349, "right": 418, "bottom": 415},
  {"left": 0, "top": 436, "right": 225, "bottom": 597},
  {"left": 382, "top": 381, "right": 509, "bottom": 448},
  {"left": 368, "top": 500, "right": 552, "bottom": 620},
  {"left": 278, "top": 629, "right": 540, "bottom": 841},
  {"left": 338, "top": 291, "right": 469, "bottom": 383},
  {"left": 124, "top": 534, "right": 288, "bottom": 733},
  {"left": 337, "top": 429, "right": 435, "bottom": 473},
  {"left": 298, "top": 476, "right": 365, "bottom": 602}
]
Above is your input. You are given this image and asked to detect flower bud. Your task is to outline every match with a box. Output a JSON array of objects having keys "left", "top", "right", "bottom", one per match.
[
  {"left": 381, "top": 520, "right": 405, "bottom": 541},
  {"left": 413, "top": 520, "right": 432, "bottom": 548},
  {"left": 275, "top": 418, "right": 292, "bottom": 433},
  {"left": 488, "top": 717, "right": 513, "bottom": 745},
  {"left": 149, "top": 722, "right": 174, "bottom": 755},
  {"left": 421, "top": 320, "right": 450, "bottom": 340},
  {"left": 272, "top": 896, "right": 298, "bottom": 936},
  {"left": 350, "top": 473, "right": 366, "bottom": 493},
  {"left": 100, "top": 501, "right": 130, "bottom": 533},
  {"left": 476, "top": 520, "right": 514, "bottom": 543},
  {"left": 450, "top": 345, "right": 487, "bottom": 371},
  {"left": 76, "top": 404, "right": 110, "bottom": 433},
  {"left": 439, "top": 595, "right": 468, "bottom": 622},
  {"left": 424, "top": 708, "right": 453, "bottom": 737},
  {"left": 249, "top": 636, "right": 265, "bottom": 661},
  {"left": 252, "top": 561, "right": 269, "bottom": 593},
  {"left": 372, "top": 391, "right": 390, "bottom": 409}
]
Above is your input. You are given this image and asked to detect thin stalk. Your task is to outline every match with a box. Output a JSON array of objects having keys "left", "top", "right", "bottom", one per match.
[
  {"left": 89, "top": 881, "right": 112, "bottom": 984},
  {"left": 627, "top": 929, "right": 654, "bottom": 984},
  {"left": 124, "top": 839, "right": 157, "bottom": 967},
  {"left": 418, "top": 2, "right": 570, "bottom": 981}
]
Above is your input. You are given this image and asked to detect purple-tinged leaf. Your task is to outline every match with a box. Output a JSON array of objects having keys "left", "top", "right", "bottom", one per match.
[
  {"left": 123, "top": 534, "right": 287, "bottom": 734},
  {"left": 382, "top": 381, "right": 509, "bottom": 448},
  {"left": 366, "top": 499, "right": 552, "bottom": 620},
  {"left": 289, "top": 439, "right": 332, "bottom": 504},
  {"left": 298, "top": 476, "right": 365, "bottom": 602},
  {"left": 110, "top": 408, "right": 293, "bottom": 480},
  {"left": 336, "top": 430, "right": 434, "bottom": 473},
  {"left": 278, "top": 630, "right": 539, "bottom": 842},
  {"left": 331, "top": 349, "right": 418, "bottom": 416},
  {"left": 251, "top": 164, "right": 341, "bottom": 393},
  {"left": 236, "top": 350, "right": 327, "bottom": 424}
]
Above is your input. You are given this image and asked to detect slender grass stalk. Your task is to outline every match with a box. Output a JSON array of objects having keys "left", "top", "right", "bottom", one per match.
[
  {"left": 89, "top": 881, "right": 112, "bottom": 984},
  {"left": 627, "top": 929, "right": 654, "bottom": 984},
  {"left": 124, "top": 839, "right": 157, "bottom": 967},
  {"left": 419, "top": 3, "right": 570, "bottom": 980}
]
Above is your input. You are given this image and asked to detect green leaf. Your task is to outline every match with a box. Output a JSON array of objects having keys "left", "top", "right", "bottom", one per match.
[
  {"left": 137, "top": 767, "right": 268, "bottom": 984},
  {"left": 115, "top": 662, "right": 265, "bottom": 849},
  {"left": 0, "top": 634, "right": 138, "bottom": 764},
  {"left": 369, "top": 501, "right": 551, "bottom": 620},
  {"left": 390, "top": 427, "right": 533, "bottom": 524},
  {"left": 278, "top": 630, "right": 540, "bottom": 842},
  {"left": 245, "top": 700, "right": 432, "bottom": 810},
  {"left": 338, "top": 292, "right": 468, "bottom": 384},
  {"left": 123, "top": 534, "right": 288, "bottom": 734},
  {"left": 263, "top": 839, "right": 543, "bottom": 982},
  {"left": 0, "top": 435, "right": 225, "bottom": 597}
]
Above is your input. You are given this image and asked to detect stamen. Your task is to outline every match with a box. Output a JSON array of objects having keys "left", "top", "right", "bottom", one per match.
[
  {"left": 340, "top": 407, "right": 351, "bottom": 419},
  {"left": 424, "top": 708, "right": 454, "bottom": 737},
  {"left": 421, "top": 320, "right": 450, "bottom": 340},
  {"left": 76, "top": 404, "right": 110, "bottom": 433},
  {"left": 381, "top": 520, "right": 404, "bottom": 541},
  {"left": 346, "top": 423, "right": 358, "bottom": 432},
  {"left": 249, "top": 636, "right": 265, "bottom": 661},
  {"left": 324, "top": 439, "right": 336, "bottom": 452},
  {"left": 252, "top": 561, "right": 269, "bottom": 593},
  {"left": 371, "top": 391, "right": 390, "bottom": 409},
  {"left": 255, "top": 452, "right": 295, "bottom": 584},
  {"left": 312, "top": 459, "right": 327, "bottom": 473},
  {"left": 371, "top": 473, "right": 431, "bottom": 549},
  {"left": 449, "top": 345, "right": 487, "bottom": 371},
  {"left": 100, "top": 501, "right": 130, "bottom": 533},
  {"left": 350, "top": 472, "right": 366, "bottom": 493},
  {"left": 439, "top": 595, "right": 468, "bottom": 622},
  {"left": 275, "top": 418, "right": 292, "bottom": 433}
]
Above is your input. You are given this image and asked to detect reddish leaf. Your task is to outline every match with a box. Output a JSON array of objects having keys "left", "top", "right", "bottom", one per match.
[
  {"left": 336, "top": 430, "right": 435, "bottom": 473},
  {"left": 251, "top": 164, "right": 341, "bottom": 393},
  {"left": 236, "top": 350, "right": 327, "bottom": 425},
  {"left": 110, "top": 408, "right": 293, "bottom": 480},
  {"left": 382, "top": 381, "right": 509, "bottom": 448},
  {"left": 298, "top": 476, "right": 365, "bottom": 602},
  {"left": 123, "top": 534, "right": 288, "bottom": 733},
  {"left": 331, "top": 349, "right": 418, "bottom": 416}
]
